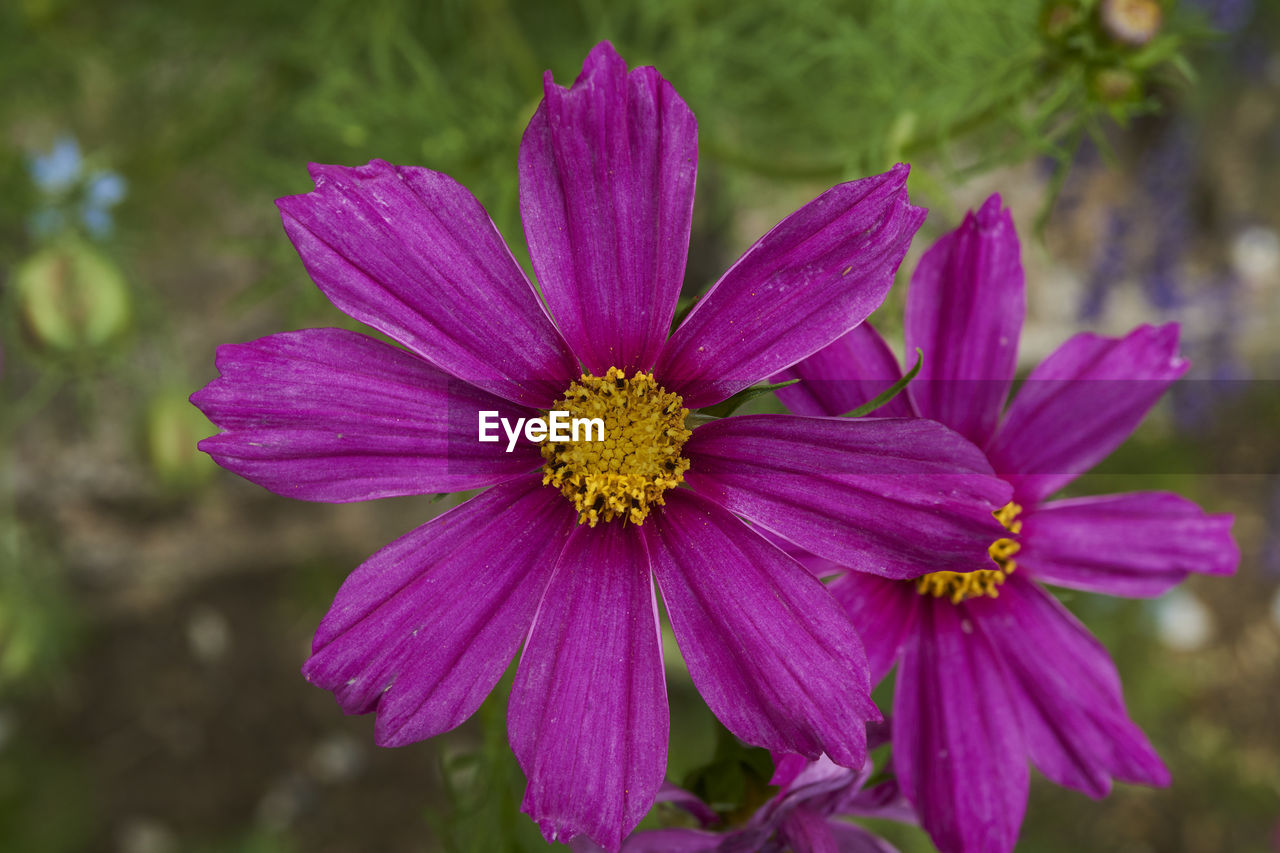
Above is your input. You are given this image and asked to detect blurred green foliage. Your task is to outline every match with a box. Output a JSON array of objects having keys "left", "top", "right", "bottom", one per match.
[
  {"left": 0, "top": 522, "right": 76, "bottom": 692},
  {"left": 2, "top": 0, "right": 1193, "bottom": 279},
  {"left": 428, "top": 672, "right": 551, "bottom": 853}
]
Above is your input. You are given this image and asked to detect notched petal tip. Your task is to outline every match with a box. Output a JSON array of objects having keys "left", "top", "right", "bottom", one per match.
[
  {"left": 193, "top": 435, "right": 219, "bottom": 457},
  {"left": 306, "top": 158, "right": 394, "bottom": 187},
  {"left": 542, "top": 40, "right": 629, "bottom": 101},
  {"left": 835, "top": 161, "right": 909, "bottom": 199},
  {"left": 1127, "top": 322, "right": 1190, "bottom": 377},
  {"left": 522, "top": 38, "right": 696, "bottom": 375},
  {"left": 974, "top": 191, "right": 1006, "bottom": 225},
  {"left": 882, "top": 161, "right": 928, "bottom": 224},
  {"left": 580, "top": 39, "right": 627, "bottom": 78},
  {"left": 274, "top": 161, "right": 379, "bottom": 213},
  {"left": 188, "top": 385, "right": 215, "bottom": 417},
  {"left": 1153, "top": 322, "right": 1188, "bottom": 368}
]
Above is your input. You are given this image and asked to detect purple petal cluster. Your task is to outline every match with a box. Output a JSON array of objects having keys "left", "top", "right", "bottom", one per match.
[
  {"left": 778, "top": 194, "right": 1239, "bottom": 853},
  {"left": 192, "top": 42, "right": 1017, "bottom": 851}
]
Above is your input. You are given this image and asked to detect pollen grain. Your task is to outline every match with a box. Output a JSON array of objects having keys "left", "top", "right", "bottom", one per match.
[
  {"left": 915, "top": 502, "right": 1023, "bottom": 604},
  {"left": 541, "top": 367, "right": 691, "bottom": 527}
]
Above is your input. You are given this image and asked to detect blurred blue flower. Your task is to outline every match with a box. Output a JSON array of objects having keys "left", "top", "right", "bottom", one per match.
[
  {"left": 86, "top": 171, "right": 127, "bottom": 208},
  {"left": 28, "top": 136, "right": 83, "bottom": 195},
  {"left": 79, "top": 204, "right": 114, "bottom": 238},
  {"left": 80, "top": 171, "right": 128, "bottom": 236},
  {"left": 24, "top": 137, "right": 128, "bottom": 240}
]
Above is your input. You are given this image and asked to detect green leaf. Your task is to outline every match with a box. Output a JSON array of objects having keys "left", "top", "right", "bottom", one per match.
[
  {"left": 845, "top": 348, "right": 923, "bottom": 417},
  {"left": 681, "top": 723, "right": 777, "bottom": 823},
  {"left": 699, "top": 379, "right": 800, "bottom": 419}
]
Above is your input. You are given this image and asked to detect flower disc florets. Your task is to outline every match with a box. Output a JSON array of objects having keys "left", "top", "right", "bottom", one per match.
[
  {"left": 541, "top": 367, "right": 691, "bottom": 527},
  {"left": 915, "top": 502, "right": 1023, "bottom": 604}
]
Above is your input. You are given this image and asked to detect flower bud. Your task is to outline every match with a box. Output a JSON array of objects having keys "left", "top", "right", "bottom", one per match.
[
  {"left": 1100, "top": 0, "right": 1163, "bottom": 46},
  {"left": 1040, "top": 1, "right": 1082, "bottom": 40},
  {"left": 1089, "top": 66, "right": 1143, "bottom": 103},
  {"left": 13, "top": 242, "right": 131, "bottom": 354}
]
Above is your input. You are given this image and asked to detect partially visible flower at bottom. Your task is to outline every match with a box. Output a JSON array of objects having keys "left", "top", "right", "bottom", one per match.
[{"left": 574, "top": 728, "right": 910, "bottom": 853}]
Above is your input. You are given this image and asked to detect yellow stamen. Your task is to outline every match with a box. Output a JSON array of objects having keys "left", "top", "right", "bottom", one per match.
[
  {"left": 915, "top": 502, "right": 1023, "bottom": 604},
  {"left": 541, "top": 367, "right": 691, "bottom": 527}
]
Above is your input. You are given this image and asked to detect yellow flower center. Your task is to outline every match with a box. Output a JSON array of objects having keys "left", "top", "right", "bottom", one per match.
[
  {"left": 541, "top": 367, "right": 691, "bottom": 527},
  {"left": 915, "top": 502, "right": 1023, "bottom": 604}
]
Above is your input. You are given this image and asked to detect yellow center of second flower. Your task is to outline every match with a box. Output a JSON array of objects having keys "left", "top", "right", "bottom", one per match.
[
  {"left": 541, "top": 367, "right": 691, "bottom": 527},
  {"left": 915, "top": 502, "right": 1023, "bottom": 604}
]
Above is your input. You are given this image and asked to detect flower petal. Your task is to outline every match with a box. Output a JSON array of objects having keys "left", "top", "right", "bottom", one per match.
[
  {"left": 1019, "top": 492, "right": 1238, "bottom": 597},
  {"left": 276, "top": 159, "right": 577, "bottom": 407},
  {"left": 986, "top": 323, "right": 1189, "bottom": 505},
  {"left": 904, "top": 194, "right": 1024, "bottom": 446},
  {"left": 656, "top": 166, "right": 925, "bottom": 408},
  {"left": 192, "top": 328, "right": 542, "bottom": 501},
  {"left": 973, "top": 576, "right": 1171, "bottom": 797},
  {"left": 519, "top": 41, "right": 697, "bottom": 374},
  {"left": 644, "top": 490, "right": 877, "bottom": 768},
  {"left": 768, "top": 754, "right": 865, "bottom": 817},
  {"left": 780, "top": 805, "right": 839, "bottom": 853},
  {"left": 755, "top": 528, "right": 844, "bottom": 579},
  {"left": 510, "top": 521, "right": 668, "bottom": 852},
  {"left": 773, "top": 322, "right": 916, "bottom": 418},
  {"left": 828, "top": 572, "right": 919, "bottom": 685},
  {"left": 833, "top": 774, "right": 916, "bottom": 826},
  {"left": 894, "top": 599, "right": 1028, "bottom": 853},
  {"left": 653, "top": 782, "right": 719, "bottom": 827},
  {"left": 301, "top": 474, "right": 574, "bottom": 746},
  {"left": 683, "top": 414, "right": 1012, "bottom": 580}
]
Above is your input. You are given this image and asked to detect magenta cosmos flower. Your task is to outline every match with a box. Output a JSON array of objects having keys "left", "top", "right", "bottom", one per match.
[
  {"left": 776, "top": 194, "right": 1240, "bottom": 853},
  {"left": 191, "top": 43, "right": 1012, "bottom": 850}
]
